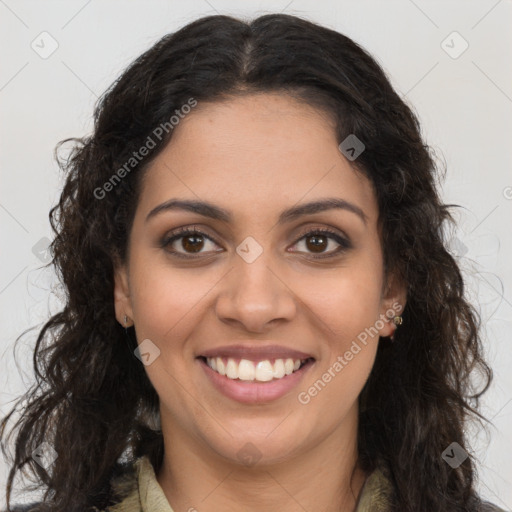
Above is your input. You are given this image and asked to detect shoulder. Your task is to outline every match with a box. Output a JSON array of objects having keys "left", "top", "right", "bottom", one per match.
[
  {"left": 5, "top": 458, "right": 140, "bottom": 512},
  {"left": 357, "top": 457, "right": 510, "bottom": 512},
  {"left": 480, "top": 501, "right": 509, "bottom": 512}
]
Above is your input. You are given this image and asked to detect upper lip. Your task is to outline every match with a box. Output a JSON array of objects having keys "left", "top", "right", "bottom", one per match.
[{"left": 198, "top": 344, "right": 315, "bottom": 362}]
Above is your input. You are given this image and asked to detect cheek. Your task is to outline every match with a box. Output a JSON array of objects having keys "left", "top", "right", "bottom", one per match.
[
  {"left": 293, "top": 262, "right": 383, "bottom": 342},
  {"left": 127, "top": 256, "right": 208, "bottom": 411},
  {"left": 129, "top": 253, "right": 215, "bottom": 341}
]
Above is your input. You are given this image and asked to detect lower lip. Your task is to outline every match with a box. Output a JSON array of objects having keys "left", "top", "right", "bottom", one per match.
[{"left": 197, "top": 358, "right": 315, "bottom": 404}]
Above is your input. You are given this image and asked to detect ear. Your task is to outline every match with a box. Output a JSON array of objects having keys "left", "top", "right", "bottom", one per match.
[
  {"left": 113, "top": 256, "right": 134, "bottom": 327},
  {"left": 377, "top": 271, "right": 407, "bottom": 338}
]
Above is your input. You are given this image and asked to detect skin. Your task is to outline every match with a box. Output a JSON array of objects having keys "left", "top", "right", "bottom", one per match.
[{"left": 114, "top": 92, "right": 406, "bottom": 512}]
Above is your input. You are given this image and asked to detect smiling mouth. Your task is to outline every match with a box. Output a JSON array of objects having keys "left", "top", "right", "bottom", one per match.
[{"left": 197, "top": 356, "right": 315, "bottom": 382}]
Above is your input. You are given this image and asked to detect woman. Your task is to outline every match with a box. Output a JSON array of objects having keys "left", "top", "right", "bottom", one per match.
[{"left": 1, "top": 13, "right": 506, "bottom": 512}]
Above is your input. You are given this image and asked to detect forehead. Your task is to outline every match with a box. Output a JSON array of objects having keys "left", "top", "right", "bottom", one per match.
[{"left": 137, "top": 93, "right": 378, "bottom": 226}]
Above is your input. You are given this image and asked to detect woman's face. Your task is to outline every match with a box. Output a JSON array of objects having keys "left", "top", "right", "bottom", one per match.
[{"left": 114, "top": 92, "right": 405, "bottom": 466}]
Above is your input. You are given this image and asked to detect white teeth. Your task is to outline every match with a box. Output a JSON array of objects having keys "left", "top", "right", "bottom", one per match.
[
  {"left": 206, "top": 356, "right": 307, "bottom": 382},
  {"left": 238, "top": 359, "right": 255, "bottom": 381},
  {"left": 273, "top": 358, "right": 285, "bottom": 379},
  {"left": 217, "top": 358, "right": 226, "bottom": 376},
  {"left": 226, "top": 359, "right": 238, "bottom": 379},
  {"left": 284, "top": 358, "right": 294, "bottom": 375},
  {"left": 255, "top": 360, "right": 274, "bottom": 381}
]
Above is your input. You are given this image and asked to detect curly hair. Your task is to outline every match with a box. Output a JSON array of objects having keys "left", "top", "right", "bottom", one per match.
[{"left": 1, "top": 13, "right": 494, "bottom": 512}]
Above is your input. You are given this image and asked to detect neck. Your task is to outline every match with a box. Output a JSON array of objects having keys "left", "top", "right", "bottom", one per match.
[{"left": 156, "top": 405, "right": 368, "bottom": 512}]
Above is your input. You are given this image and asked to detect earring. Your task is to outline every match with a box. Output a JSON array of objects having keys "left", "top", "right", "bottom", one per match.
[{"left": 390, "top": 315, "right": 403, "bottom": 342}]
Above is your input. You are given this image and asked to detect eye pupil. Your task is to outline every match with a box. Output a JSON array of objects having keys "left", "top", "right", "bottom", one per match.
[
  {"left": 306, "top": 235, "right": 327, "bottom": 253},
  {"left": 182, "top": 234, "right": 204, "bottom": 253}
]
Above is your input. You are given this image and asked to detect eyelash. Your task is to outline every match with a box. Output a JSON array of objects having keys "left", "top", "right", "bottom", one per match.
[{"left": 160, "top": 226, "right": 352, "bottom": 260}]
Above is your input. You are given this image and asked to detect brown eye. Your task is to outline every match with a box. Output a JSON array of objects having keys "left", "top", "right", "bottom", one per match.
[
  {"left": 161, "top": 227, "right": 221, "bottom": 258},
  {"left": 291, "top": 229, "right": 351, "bottom": 258},
  {"left": 160, "top": 227, "right": 351, "bottom": 260}
]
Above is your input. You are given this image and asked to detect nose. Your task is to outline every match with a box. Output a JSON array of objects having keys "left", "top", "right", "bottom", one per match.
[{"left": 214, "top": 248, "right": 297, "bottom": 333}]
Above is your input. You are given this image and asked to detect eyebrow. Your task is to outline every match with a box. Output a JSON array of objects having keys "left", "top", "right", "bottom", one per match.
[{"left": 145, "top": 197, "right": 368, "bottom": 226}]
